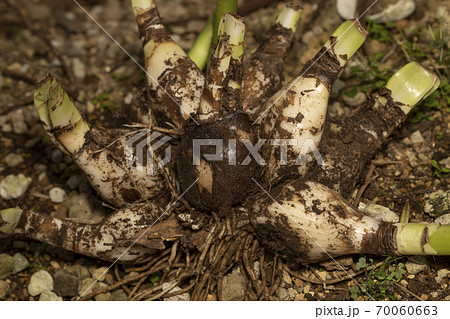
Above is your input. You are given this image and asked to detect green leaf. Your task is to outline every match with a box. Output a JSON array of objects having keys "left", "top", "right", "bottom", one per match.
[
  {"left": 410, "top": 111, "right": 424, "bottom": 123},
  {"left": 394, "top": 268, "right": 405, "bottom": 280},
  {"left": 375, "top": 52, "right": 385, "bottom": 61},
  {"left": 92, "top": 93, "right": 110, "bottom": 104},
  {"left": 112, "top": 72, "right": 126, "bottom": 81},
  {"left": 424, "top": 97, "right": 441, "bottom": 109},
  {"left": 345, "top": 87, "right": 358, "bottom": 98},
  {"left": 431, "top": 160, "right": 440, "bottom": 170},
  {"left": 150, "top": 275, "right": 159, "bottom": 284},
  {"left": 350, "top": 66, "right": 361, "bottom": 75},
  {"left": 349, "top": 286, "right": 360, "bottom": 299},
  {"left": 385, "top": 21, "right": 397, "bottom": 28},
  {"left": 98, "top": 102, "right": 120, "bottom": 111},
  {"left": 374, "top": 80, "right": 385, "bottom": 88},
  {"left": 355, "top": 257, "right": 368, "bottom": 270}
]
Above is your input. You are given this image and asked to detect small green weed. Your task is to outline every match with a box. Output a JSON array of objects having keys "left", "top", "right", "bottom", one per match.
[
  {"left": 349, "top": 256, "right": 406, "bottom": 300},
  {"left": 410, "top": 80, "right": 450, "bottom": 123},
  {"left": 347, "top": 54, "right": 392, "bottom": 95},
  {"left": 367, "top": 20, "right": 396, "bottom": 44},
  {"left": 92, "top": 93, "right": 120, "bottom": 111},
  {"left": 431, "top": 160, "right": 450, "bottom": 178},
  {"left": 150, "top": 274, "right": 160, "bottom": 284},
  {"left": 111, "top": 72, "right": 127, "bottom": 82}
]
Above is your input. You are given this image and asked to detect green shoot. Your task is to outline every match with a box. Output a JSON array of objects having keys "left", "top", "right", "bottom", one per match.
[
  {"left": 92, "top": 93, "right": 120, "bottom": 111},
  {"left": 212, "top": 0, "right": 238, "bottom": 48},
  {"left": 350, "top": 256, "right": 406, "bottom": 300},
  {"left": 150, "top": 274, "right": 160, "bottom": 284},
  {"left": 431, "top": 160, "right": 450, "bottom": 178},
  {"left": 188, "top": 15, "right": 213, "bottom": 70},
  {"left": 205, "top": 0, "right": 238, "bottom": 62},
  {"left": 111, "top": 72, "right": 127, "bottom": 81},
  {"left": 367, "top": 19, "right": 396, "bottom": 44}
]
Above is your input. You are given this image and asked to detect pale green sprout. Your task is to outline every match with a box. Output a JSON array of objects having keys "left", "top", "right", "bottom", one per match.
[
  {"left": 385, "top": 62, "right": 440, "bottom": 113},
  {"left": 324, "top": 20, "right": 368, "bottom": 67}
]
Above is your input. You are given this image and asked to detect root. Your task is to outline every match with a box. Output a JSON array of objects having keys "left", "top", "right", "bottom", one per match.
[{"left": 74, "top": 209, "right": 286, "bottom": 301}]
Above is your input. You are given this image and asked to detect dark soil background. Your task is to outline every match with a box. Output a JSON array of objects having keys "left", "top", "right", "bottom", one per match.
[{"left": 0, "top": 0, "right": 449, "bottom": 301}]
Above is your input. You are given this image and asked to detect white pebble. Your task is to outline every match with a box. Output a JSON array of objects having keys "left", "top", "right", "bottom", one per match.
[
  {"left": 435, "top": 214, "right": 450, "bottom": 225},
  {"left": 0, "top": 174, "right": 32, "bottom": 200},
  {"left": 410, "top": 130, "right": 424, "bottom": 144},
  {"left": 28, "top": 270, "right": 54, "bottom": 296},
  {"left": 405, "top": 257, "right": 428, "bottom": 275},
  {"left": 4, "top": 154, "right": 24, "bottom": 167},
  {"left": 358, "top": 202, "right": 399, "bottom": 222},
  {"left": 49, "top": 187, "right": 66, "bottom": 203},
  {"left": 39, "top": 290, "right": 62, "bottom": 301}
]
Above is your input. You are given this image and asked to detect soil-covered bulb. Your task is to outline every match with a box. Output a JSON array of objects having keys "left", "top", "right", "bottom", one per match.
[{"left": 178, "top": 112, "right": 260, "bottom": 215}]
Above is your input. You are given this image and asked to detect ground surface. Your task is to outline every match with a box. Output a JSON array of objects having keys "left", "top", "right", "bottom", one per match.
[{"left": 0, "top": 0, "right": 449, "bottom": 301}]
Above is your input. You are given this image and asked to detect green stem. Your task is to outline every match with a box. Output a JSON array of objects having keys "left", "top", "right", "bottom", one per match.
[
  {"left": 276, "top": 1, "right": 302, "bottom": 31},
  {"left": 385, "top": 62, "right": 440, "bottom": 113},
  {"left": 324, "top": 19, "right": 368, "bottom": 67},
  {"left": 130, "top": 0, "right": 153, "bottom": 13},
  {"left": 395, "top": 223, "right": 450, "bottom": 255},
  {"left": 197, "top": 13, "right": 245, "bottom": 120},
  {"left": 206, "top": 0, "right": 238, "bottom": 63},
  {"left": 188, "top": 15, "right": 213, "bottom": 70},
  {"left": 212, "top": 13, "right": 245, "bottom": 92},
  {"left": 34, "top": 75, "right": 89, "bottom": 155},
  {"left": 212, "top": 0, "right": 238, "bottom": 47}
]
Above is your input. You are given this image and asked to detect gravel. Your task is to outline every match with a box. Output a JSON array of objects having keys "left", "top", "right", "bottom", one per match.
[
  {"left": 78, "top": 278, "right": 110, "bottom": 301},
  {"left": 39, "top": 290, "right": 63, "bottom": 301},
  {"left": 358, "top": 202, "right": 399, "bottom": 222},
  {"left": 342, "top": 91, "right": 367, "bottom": 107},
  {"left": 282, "top": 269, "right": 292, "bottom": 286},
  {"left": 71, "top": 57, "right": 86, "bottom": 80},
  {"left": 111, "top": 289, "right": 127, "bottom": 301},
  {"left": 49, "top": 187, "right": 66, "bottom": 203},
  {"left": 405, "top": 257, "right": 429, "bottom": 275},
  {"left": 331, "top": 79, "right": 346, "bottom": 97},
  {"left": 424, "top": 190, "right": 450, "bottom": 217},
  {"left": 12, "top": 253, "right": 29, "bottom": 274},
  {"left": 67, "top": 175, "right": 82, "bottom": 190},
  {"left": 439, "top": 156, "right": 450, "bottom": 169},
  {"left": 94, "top": 283, "right": 111, "bottom": 301},
  {"left": 91, "top": 267, "right": 108, "bottom": 282},
  {"left": 162, "top": 283, "right": 190, "bottom": 301},
  {"left": 78, "top": 278, "right": 96, "bottom": 296},
  {"left": 65, "top": 193, "right": 106, "bottom": 222},
  {"left": 0, "top": 280, "right": 10, "bottom": 300},
  {"left": 435, "top": 213, "right": 450, "bottom": 225},
  {"left": 51, "top": 149, "right": 63, "bottom": 163},
  {"left": 4, "top": 154, "right": 24, "bottom": 167},
  {"left": 435, "top": 269, "right": 450, "bottom": 283},
  {"left": 9, "top": 110, "right": 28, "bottom": 134},
  {"left": 65, "top": 265, "right": 91, "bottom": 283},
  {"left": 28, "top": 270, "right": 54, "bottom": 297},
  {"left": 0, "top": 254, "right": 14, "bottom": 277},
  {"left": 221, "top": 267, "right": 246, "bottom": 301},
  {"left": 410, "top": 130, "right": 425, "bottom": 144},
  {"left": 277, "top": 287, "right": 288, "bottom": 300},
  {"left": 0, "top": 174, "right": 32, "bottom": 200},
  {"left": 53, "top": 269, "right": 79, "bottom": 297}
]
